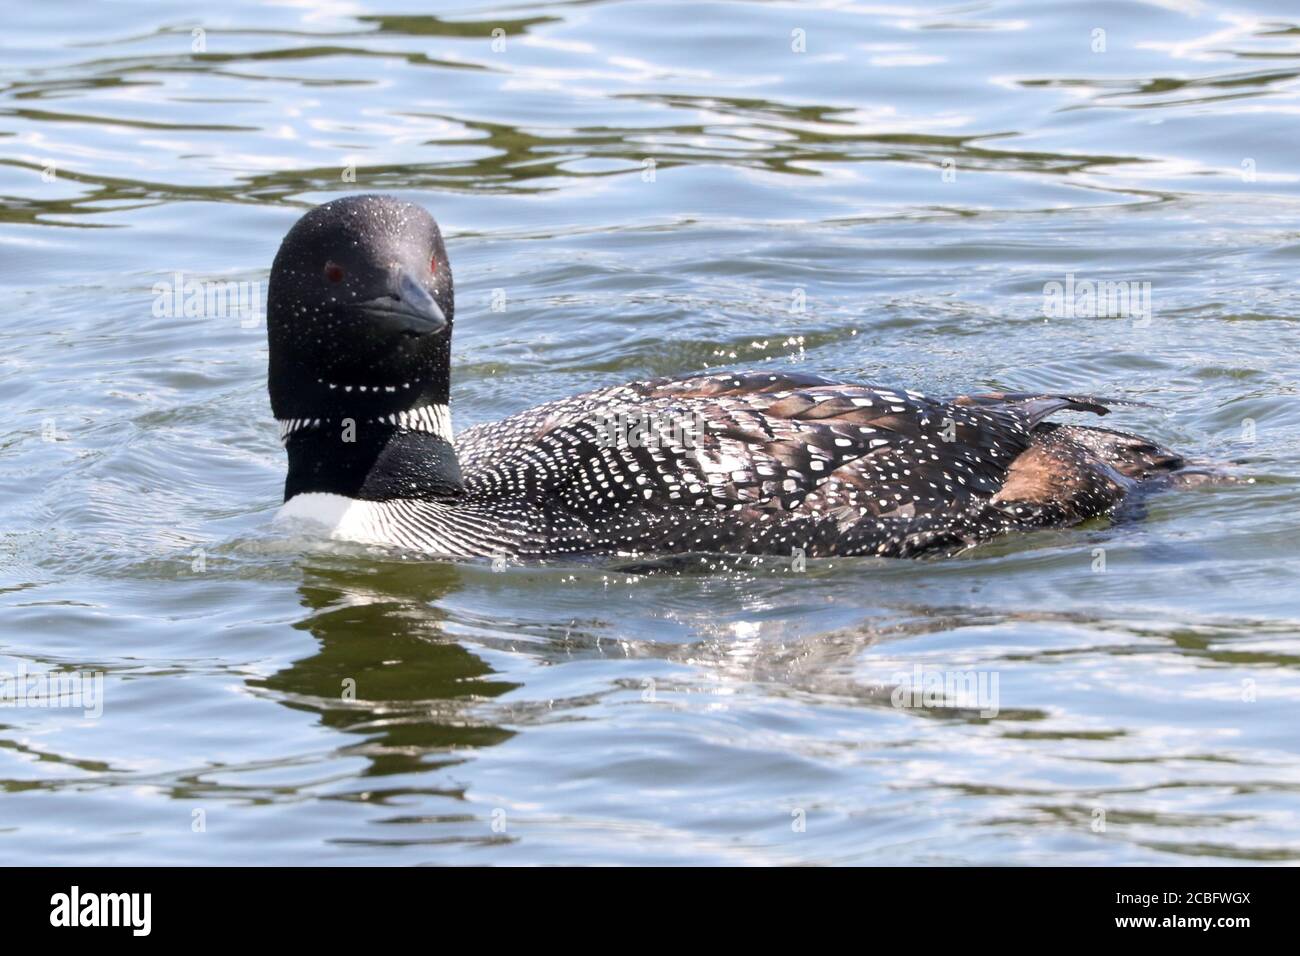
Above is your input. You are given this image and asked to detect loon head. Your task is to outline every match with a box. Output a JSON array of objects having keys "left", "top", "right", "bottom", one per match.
[{"left": 267, "top": 194, "right": 454, "bottom": 423}]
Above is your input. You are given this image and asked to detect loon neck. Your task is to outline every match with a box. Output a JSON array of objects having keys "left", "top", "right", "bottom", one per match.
[{"left": 280, "top": 403, "right": 463, "bottom": 502}]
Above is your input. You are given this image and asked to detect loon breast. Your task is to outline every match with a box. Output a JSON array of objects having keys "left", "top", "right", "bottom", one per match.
[
  {"left": 274, "top": 491, "right": 524, "bottom": 557},
  {"left": 275, "top": 492, "right": 386, "bottom": 540}
]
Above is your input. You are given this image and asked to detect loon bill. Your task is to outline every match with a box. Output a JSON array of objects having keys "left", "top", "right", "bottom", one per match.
[{"left": 267, "top": 194, "right": 1187, "bottom": 560}]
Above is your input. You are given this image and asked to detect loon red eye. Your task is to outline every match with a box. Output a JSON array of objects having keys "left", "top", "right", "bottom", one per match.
[{"left": 324, "top": 261, "right": 345, "bottom": 283}]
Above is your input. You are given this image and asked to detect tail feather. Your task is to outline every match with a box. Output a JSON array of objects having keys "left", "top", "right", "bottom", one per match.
[
  {"left": 956, "top": 390, "right": 1166, "bottom": 432},
  {"left": 1055, "top": 424, "right": 1185, "bottom": 480}
]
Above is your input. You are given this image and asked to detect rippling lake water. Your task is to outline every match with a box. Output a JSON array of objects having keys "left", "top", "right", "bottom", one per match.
[{"left": 2, "top": 0, "right": 1299, "bottom": 865}]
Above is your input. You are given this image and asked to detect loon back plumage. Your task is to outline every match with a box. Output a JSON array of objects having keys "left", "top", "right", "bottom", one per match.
[{"left": 268, "top": 196, "right": 1186, "bottom": 560}]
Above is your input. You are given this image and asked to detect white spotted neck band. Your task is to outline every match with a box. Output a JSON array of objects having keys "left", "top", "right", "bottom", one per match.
[{"left": 277, "top": 403, "right": 452, "bottom": 444}]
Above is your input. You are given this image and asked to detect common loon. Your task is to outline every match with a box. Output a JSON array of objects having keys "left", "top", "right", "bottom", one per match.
[{"left": 269, "top": 195, "right": 1186, "bottom": 560}]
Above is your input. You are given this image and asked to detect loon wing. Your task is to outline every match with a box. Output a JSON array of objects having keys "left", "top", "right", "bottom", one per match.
[
  {"left": 457, "top": 369, "right": 947, "bottom": 514},
  {"left": 461, "top": 370, "right": 1106, "bottom": 514}
]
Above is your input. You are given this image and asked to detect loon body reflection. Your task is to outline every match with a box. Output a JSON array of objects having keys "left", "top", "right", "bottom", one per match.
[{"left": 268, "top": 195, "right": 1187, "bottom": 559}]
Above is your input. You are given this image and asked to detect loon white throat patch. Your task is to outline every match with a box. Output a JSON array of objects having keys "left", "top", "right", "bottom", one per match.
[{"left": 277, "top": 403, "right": 452, "bottom": 444}]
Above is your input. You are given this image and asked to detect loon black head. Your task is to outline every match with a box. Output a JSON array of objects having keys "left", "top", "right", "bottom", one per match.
[
  {"left": 268, "top": 195, "right": 462, "bottom": 501},
  {"left": 268, "top": 194, "right": 454, "bottom": 421}
]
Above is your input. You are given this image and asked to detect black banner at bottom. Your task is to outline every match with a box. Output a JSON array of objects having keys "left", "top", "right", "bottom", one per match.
[{"left": 0, "top": 865, "right": 1286, "bottom": 940}]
